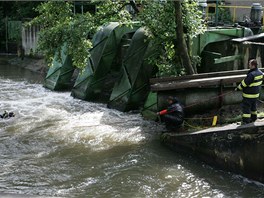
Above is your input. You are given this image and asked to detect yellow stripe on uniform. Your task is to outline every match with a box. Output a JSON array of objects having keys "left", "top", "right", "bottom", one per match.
[
  {"left": 251, "top": 111, "right": 257, "bottom": 115},
  {"left": 250, "top": 81, "right": 263, "bottom": 87},
  {"left": 242, "top": 93, "right": 260, "bottom": 98},
  {"left": 242, "top": 113, "right": 251, "bottom": 118},
  {"left": 242, "top": 80, "right": 247, "bottom": 87},
  {"left": 254, "top": 75, "right": 263, "bottom": 80}
]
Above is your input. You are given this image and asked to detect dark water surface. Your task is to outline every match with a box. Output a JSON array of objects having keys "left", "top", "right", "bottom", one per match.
[{"left": 0, "top": 64, "right": 263, "bottom": 198}]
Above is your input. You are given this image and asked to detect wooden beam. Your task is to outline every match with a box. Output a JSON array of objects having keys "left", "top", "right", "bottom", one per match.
[
  {"left": 232, "top": 33, "right": 264, "bottom": 42},
  {"left": 150, "top": 69, "right": 250, "bottom": 84},
  {"left": 242, "top": 41, "right": 264, "bottom": 46},
  {"left": 151, "top": 74, "right": 245, "bottom": 91},
  {"left": 214, "top": 55, "right": 241, "bottom": 64},
  {"left": 150, "top": 68, "right": 264, "bottom": 85}
]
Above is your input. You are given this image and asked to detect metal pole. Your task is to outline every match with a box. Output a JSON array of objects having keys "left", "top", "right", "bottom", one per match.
[
  {"left": 5, "top": 16, "right": 8, "bottom": 53},
  {"left": 215, "top": 0, "right": 219, "bottom": 26}
]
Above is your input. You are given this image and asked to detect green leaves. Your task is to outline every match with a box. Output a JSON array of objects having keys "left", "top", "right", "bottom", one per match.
[
  {"left": 29, "top": 0, "right": 133, "bottom": 69},
  {"left": 138, "top": 0, "right": 205, "bottom": 76},
  {"left": 29, "top": 0, "right": 205, "bottom": 75},
  {"left": 182, "top": 0, "right": 205, "bottom": 39},
  {"left": 29, "top": 1, "right": 76, "bottom": 66},
  {"left": 94, "top": 0, "right": 132, "bottom": 25}
]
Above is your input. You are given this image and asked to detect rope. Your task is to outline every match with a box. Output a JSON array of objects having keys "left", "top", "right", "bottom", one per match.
[
  {"left": 184, "top": 116, "right": 217, "bottom": 129},
  {"left": 257, "top": 99, "right": 264, "bottom": 104},
  {"left": 181, "top": 91, "right": 235, "bottom": 127},
  {"left": 157, "top": 90, "right": 236, "bottom": 129},
  {"left": 183, "top": 90, "right": 235, "bottom": 109},
  {"left": 184, "top": 116, "right": 214, "bottom": 120},
  {"left": 183, "top": 121, "right": 204, "bottom": 130}
]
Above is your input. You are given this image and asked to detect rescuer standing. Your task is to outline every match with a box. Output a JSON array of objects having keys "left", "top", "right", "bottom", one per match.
[{"left": 236, "top": 59, "right": 263, "bottom": 124}]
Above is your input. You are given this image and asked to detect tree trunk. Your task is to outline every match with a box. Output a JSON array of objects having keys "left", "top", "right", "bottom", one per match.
[{"left": 174, "top": 1, "right": 195, "bottom": 75}]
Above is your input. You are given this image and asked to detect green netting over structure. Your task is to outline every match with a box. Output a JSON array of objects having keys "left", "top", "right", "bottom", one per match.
[
  {"left": 107, "top": 27, "right": 157, "bottom": 112},
  {"left": 71, "top": 22, "right": 140, "bottom": 102},
  {"left": 141, "top": 92, "right": 158, "bottom": 121},
  {"left": 44, "top": 44, "right": 75, "bottom": 91}
]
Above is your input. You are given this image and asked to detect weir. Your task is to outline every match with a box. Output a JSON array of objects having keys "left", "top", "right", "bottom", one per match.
[
  {"left": 191, "top": 27, "right": 254, "bottom": 72},
  {"left": 43, "top": 24, "right": 264, "bottom": 120},
  {"left": 71, "top": 22, "right": 140, "bottom": 102},
  {"left": 108, "top": 27, "right": 157, "bottom": 112},
  {"left": 44, "top": 43, "right": 75, "bottom": 91}
]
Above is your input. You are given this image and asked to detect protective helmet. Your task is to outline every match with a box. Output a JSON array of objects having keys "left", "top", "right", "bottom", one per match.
[
  {"left": 168, "top": 96, "right": 179, "bottom": 103},
  {"left": 8, "top": 112, "right": 15, "bottom": 117}
]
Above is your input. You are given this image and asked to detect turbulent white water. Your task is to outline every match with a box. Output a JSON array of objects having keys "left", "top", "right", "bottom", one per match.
[
  {"left": 0, "top": 78, "right": 156, "bottom": 152},
  {"left": 0, "top": 66, "right": 263, "bottom": 198}
]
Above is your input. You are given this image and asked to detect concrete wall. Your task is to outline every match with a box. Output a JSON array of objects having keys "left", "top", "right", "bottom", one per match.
[
  {"left": 225, "top": 0, "right": 263, "bottom": 22},
  {"left": 22, "top": 25, "right": 40, "bottom": 56}
]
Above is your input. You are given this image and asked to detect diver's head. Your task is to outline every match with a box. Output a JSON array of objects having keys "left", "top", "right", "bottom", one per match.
[{"left": 8, "top": 112, "right": 15, "bottom": 117}]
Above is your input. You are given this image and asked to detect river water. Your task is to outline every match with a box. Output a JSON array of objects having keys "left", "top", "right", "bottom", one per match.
[{"left": 0, "top": 63, "right": 263, "bottom": 198}]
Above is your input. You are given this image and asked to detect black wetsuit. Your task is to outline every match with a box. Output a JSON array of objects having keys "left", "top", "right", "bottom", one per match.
[
  {"left": 160, "top": 102, "right": 184, "bottom": 131},
  {"left": 0, "top": 111, "right": 15, "bottom": 119}
]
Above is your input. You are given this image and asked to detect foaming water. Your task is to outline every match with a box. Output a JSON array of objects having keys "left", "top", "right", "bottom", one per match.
[
  {"left": 0, "top": 67, "right": 264, "bottom": 197},
  {"left": 1, "top": 77, "right": 155, "bottom": 148}
]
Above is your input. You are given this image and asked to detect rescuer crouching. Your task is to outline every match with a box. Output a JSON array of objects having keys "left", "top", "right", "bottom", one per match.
[{"left": 157, "top": 96, "right": 184, "bottom": 132}]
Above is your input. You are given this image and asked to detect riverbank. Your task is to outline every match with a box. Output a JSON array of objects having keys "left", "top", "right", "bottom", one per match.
[{"left": 0, "top": 54, "right": 48, "bottom": 76}]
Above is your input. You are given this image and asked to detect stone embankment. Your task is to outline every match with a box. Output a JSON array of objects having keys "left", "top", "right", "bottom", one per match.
[{"left": 0, "top": 54, "right": 48, "bottom": 76}]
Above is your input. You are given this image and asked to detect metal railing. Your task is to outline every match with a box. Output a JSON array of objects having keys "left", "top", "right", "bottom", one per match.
[{"left": 206, "top": 4, "right": 264, "bottom": 25}]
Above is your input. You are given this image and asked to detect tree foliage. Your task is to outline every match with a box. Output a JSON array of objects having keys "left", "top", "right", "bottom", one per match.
[
  {"left": 0, "top": 1, "right": 40, "bottom": 19},
  {"left": 29, "top": 2, "right": 93, "bottom": 68},
  {"left": 30, "top": 0, "right": 205, "bottom": 75},
  {"left": 138, "top": 0, "right": 205, "bottom": 76},
  {"left": 29, "top": 0, "right": 132, "bottom": 68}
]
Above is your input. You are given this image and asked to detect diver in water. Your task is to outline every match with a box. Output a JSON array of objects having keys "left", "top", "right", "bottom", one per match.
[{"left": 0, "top": 111, "right": 15, "bottom": 119}]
